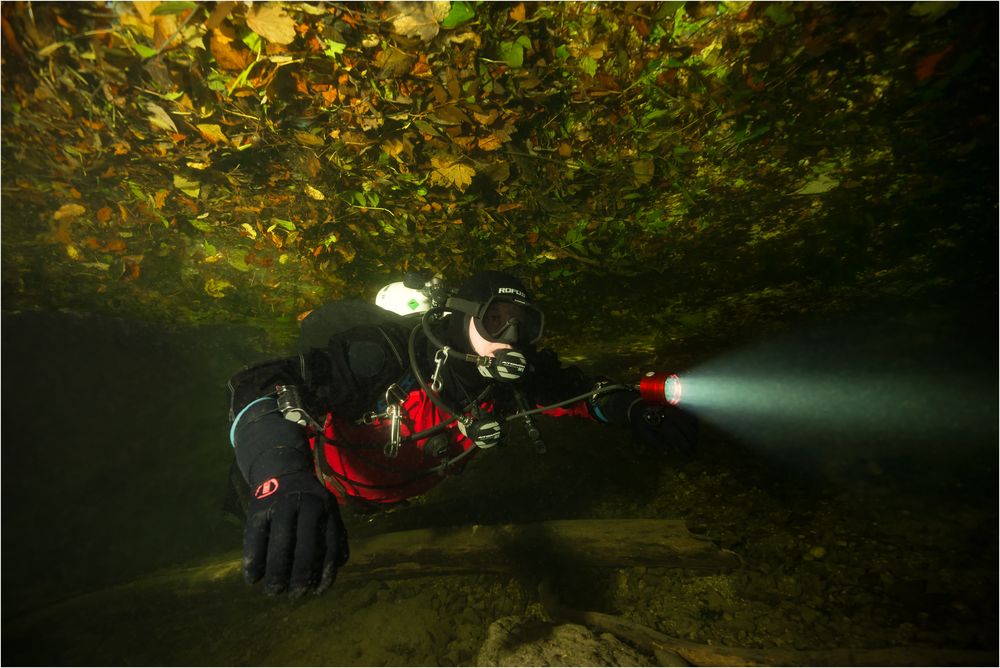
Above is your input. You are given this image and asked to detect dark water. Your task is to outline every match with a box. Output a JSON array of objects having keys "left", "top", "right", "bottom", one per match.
[
  {"left": 1, "top": 292, "right": 996, "bottom": 664},
  {"left": 0, "top": 312, "right": 260, "bottom": 615}
]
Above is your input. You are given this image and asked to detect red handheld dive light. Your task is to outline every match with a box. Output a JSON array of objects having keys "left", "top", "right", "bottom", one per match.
[{"left": 638, "top": 371, "right": 682, "bottom": 406}]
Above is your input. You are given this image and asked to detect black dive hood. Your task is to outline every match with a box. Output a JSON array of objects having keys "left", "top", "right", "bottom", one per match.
[
  {"left": 402, "top": 272, "right": 536, "bottom": 447},
  {"left": 428, "top": 271, "right": 541, "bottom": 383},
  {"left": 418, "top": 307, "right": 529, "bottom": 384}
]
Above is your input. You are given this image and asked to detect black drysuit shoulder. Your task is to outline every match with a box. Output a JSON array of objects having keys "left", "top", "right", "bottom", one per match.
[
  {"left": 297, "top": 300, "right": 415, "bottom": 420},
  {"left": 522, "top": 347, "right": 594, "bottom": 406},
  {"left": 228, "top": 356, "right": 302, "bottom": 422}
]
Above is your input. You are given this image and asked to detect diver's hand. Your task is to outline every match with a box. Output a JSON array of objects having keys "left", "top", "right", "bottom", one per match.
[
  {"left": 629, "top": 402, "right": 698, "bottom": 456},
  {"left": 243, "top": 471, "right": 349, "bottom": 598}
]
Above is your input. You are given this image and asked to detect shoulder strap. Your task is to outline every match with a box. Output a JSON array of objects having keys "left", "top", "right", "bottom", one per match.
[{"left": 298, "top": 300, "right": 409, "bottom": 354}]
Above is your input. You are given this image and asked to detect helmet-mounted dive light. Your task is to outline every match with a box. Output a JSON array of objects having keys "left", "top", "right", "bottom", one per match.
[{"left": 638, "top": 371, "right": 682, "bottom": 406}]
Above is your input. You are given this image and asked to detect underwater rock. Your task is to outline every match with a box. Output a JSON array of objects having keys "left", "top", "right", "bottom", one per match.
[{"left": 476, "top": 615, "right": 653, "bottom": 667}]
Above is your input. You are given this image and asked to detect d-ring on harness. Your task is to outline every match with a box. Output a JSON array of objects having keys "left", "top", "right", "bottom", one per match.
[
  {"left": 430, "top": 348, "right": 448, "bottom": 393},
  {"left": 382, "top": 383, "right": 408, "bottom": 458}
]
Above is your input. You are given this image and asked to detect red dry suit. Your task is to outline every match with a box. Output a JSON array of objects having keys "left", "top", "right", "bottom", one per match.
[{"left": 309, "top": 384, "right": 592, "bottom": 505}]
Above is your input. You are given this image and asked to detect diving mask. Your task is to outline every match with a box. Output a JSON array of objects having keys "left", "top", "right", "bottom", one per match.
[{"left": 448, "top": 294, "right": 545, "bottom": 346}]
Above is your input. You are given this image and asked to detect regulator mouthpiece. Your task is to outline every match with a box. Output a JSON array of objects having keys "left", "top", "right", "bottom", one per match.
[{"left": 639, "top": 371, "right": 682, "bottom": 406}]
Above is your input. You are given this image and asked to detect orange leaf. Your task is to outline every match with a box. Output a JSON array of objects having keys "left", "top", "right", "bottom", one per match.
[
  {"left": 294, "top": 74, "right": 310, "bottom": 95},
  {"left": 209, "top": 27, "right": 252, "bottom": 71},
  {"left": 297, "top": 309, "right": 314, "bottom": 321},
  {"left": 497, "top": 202, "right": 523, "bottom": 214},
  {"left": 411, "top": 54, "right": 432, "bottom": 77},
  {"left": 96, "top": 206, "right": 113, "bottom": 223},
  {"left": 54, "top": 220, "right": 73, "bottom": 244},
  {"left": 105, "top": 239, "right": 127, "bottom": 253},
  {"left": 746, "top": 74, "right": 766, "bottom": 92},
  {"left": 153, "top": 190, "right": 168, "bottom": 209},
  {"left": 70, "top": 187, "right": 82, "bottom": 199},
  {"left": 916, "top": 45, "right": 954, "bottom": 82},
  {"left": 509, "top": 3, "right": 526, "bottom": 21}
]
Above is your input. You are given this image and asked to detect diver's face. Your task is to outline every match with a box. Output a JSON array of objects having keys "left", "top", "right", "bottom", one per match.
[{"left": 468, "top": 317, "right": 512, "bottom": 358}]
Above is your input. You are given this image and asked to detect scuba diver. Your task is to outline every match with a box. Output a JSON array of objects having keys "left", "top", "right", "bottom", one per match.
[{"left": 227, "top": 270, "right": 697, "bottom": 598}]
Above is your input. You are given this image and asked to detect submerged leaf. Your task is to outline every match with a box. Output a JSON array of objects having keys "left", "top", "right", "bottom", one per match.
[
  {"left": 204, "top": 277, "right": 235, "bottom": 297},
  {"left": 430, "top": 155, "right": 475, "bottom": 192},
  {"left": 151, "top": 2, "right": 198, "bottom": 16},
  {"left": 196, "top": 123, "right": 228, "bottom": 145},
  {"left": 53, "top": 203, "right": 87, "bottom": 221},
  {"left": 632, "top": 159, "right": 655, "bottom": 186},
  {"left": 304, "top": 185, "right": 326, "bottom": 201},
  {"left": 498, "top": 40, "right": 524, "bottom": 68},
  {"left": 246, "top": 5, "right": 297, "bottom": 45},
  {"left": 442, "top": 1, "right": 475, "bottom": 29},
  {"left": 793, "top": 174, "right": 840, "bottom": 195},
  {"left": 227, "top": 254, "right": 251, "bottom": 272},
  {"left": 390, "top": 1, "right": 451, "bottom": 42},
  {"left": 145, "top": 102, "right": 178, "bottom": 133},
  {"left": 323, "top": 39, "right": 346, "bottom": 58},
  {"left": 908, "top": 1, "right": 958, "bottom": 20},
  {"left": 173, "top": 173, "right": 201, "bottom": 197},
  {"left": 764, "top": 4, "right": 794, "bottom": 26}
]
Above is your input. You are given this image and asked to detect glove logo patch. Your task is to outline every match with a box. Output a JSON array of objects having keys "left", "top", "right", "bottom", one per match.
[{"left": 254, "top": 477, "right": 280, "bottom": 499}]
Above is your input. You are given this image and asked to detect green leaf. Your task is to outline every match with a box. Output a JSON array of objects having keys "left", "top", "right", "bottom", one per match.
[
  {"left": 271, "top": 218, "right": 296, "bottom": 231},
  {"left": 323, "top": 39, "right": 346, "bottom": 58},
  {"left": 793, "top": 174, "right": 840, "bottom": 195},
  {"left": 498, "top": 41, "right": 524, "bottom": 68},
  {"left": 412, "top": 119, "right": 441, "bottom": 137},
  {"left": 441, "top": 1, "right": 475, "bottom": 29},
  {"left": 173, "top": 174, "right": 201, "bottom": 198},
  {"left": 642, "top": 109, "right": 671, "bottom": 124},
  {"left": 739, "top": 123, "right": 771, "bottom": 144},
  {"left": 653, "top": 1, "right": 685, "bottom": 22},
  {"left": 228, "top": 57, "right": 258, "bottom": 95},
  {"left": 151, "top": 2, "right": 198, "bottom": 15},
  {"left": 242, "top": 31, "right": 263, "bottom": 52},
  {"left": 908, "top": 1, "right": 958, "bottom": 20},
  {"left": 204, "top": 278, "right": 235, "bottom": 298},
  {"left": 764, "top": 4, "right": 794, "bottom": 26},
  {"left": 555, "top": 45, "right": 571, "bottom": 61},
  {"left": 579, "top": 55, "right": 598, "bottom": 77},
  {"left": 188, "top": 218, "right": 213, "bottom": 232},
  {"left": 227, "top": 253, "right": 251, "bottom": 272},
  {"left": 132, "top": 41, "right": 159, "bottom": 59}
]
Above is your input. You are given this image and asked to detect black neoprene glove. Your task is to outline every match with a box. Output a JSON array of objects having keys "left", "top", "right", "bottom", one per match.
[
  {"left": 629, "top": 401, "right": 698, "bottom": 456},
  {"left": 593, "top": 389, "right": 698, "bottom": 455},
  {"left": 233, "top": 398, "right": 349, "bottom": 597}
]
